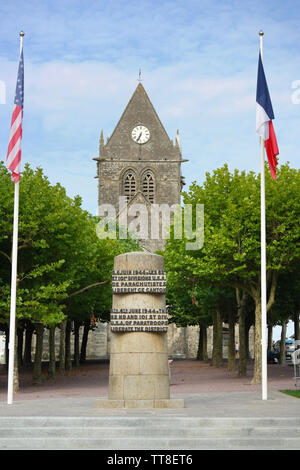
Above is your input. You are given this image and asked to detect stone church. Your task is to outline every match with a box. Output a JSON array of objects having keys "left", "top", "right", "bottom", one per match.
[
  {"left": 7, "top": 84, "right": 255, "bottom": 364},
  {"left": 94, "top": 82, "right": 186, "bottom": 252},
  {"left": 89, "top": 83, "right": 254, "bottom": 360}
]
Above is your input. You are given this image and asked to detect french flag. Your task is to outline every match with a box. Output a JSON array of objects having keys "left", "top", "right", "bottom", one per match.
[{"left": 256, "top": 53, "right": 279, "bottom": 179}]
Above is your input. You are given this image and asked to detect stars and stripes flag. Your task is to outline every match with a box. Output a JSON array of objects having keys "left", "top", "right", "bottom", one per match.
[
  {"left": 6, "top": 47, "right": 24, "bottom": 183},
  {"left": 256, "top": 52, "right": 279, "bottom": 179}
]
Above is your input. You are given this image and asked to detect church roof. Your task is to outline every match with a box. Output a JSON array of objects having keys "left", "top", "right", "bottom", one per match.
[{"left": 105, "top": 82, "right": 172, "bottom": 147}]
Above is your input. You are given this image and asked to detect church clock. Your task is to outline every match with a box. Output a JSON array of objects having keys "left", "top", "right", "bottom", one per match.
[
  {"left": 95, "top": 83, "right": 186, "bottom": 253},
  {"left": 131, "top": 125, "right": 150, "bottom": 144}
]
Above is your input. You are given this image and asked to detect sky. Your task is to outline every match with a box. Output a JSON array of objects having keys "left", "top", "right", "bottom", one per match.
[
  {"left": 1, "top": 0, "right": 300, "bottom": 216},
  {"left": 0, "top": 0, "right": 299, "bottom": 339}
]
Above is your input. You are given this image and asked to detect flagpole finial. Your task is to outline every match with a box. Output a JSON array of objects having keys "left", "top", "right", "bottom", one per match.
[
  {"left": 19, "top": 31, "right": 25, "bottom": 37},
  {"left": 259, "top": 30, "right": 264, "bottom": 36}
]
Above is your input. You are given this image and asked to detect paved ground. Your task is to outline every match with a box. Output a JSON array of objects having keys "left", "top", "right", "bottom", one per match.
[
  {"left": 0, "top": 359, "right": 299, "bottom": 417},
  {"left": 0, "top": 358, "right": 296, "bottom": 401},
  {"left": 0, "top": 390, "right": 299, "bottom": 418}
]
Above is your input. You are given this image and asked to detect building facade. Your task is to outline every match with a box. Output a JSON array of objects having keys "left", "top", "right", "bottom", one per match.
[
  {"left": 94, "top": 83, "right": 186, "bottom": 252},
  {"left": 90, "top": 83, "right": 255, "bottom": 361}
]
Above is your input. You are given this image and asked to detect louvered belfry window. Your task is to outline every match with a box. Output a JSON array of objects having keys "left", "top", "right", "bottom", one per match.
[
  {"left": 142, "top": 170, "right": 155, "bottom": 203},
  {"left": 123, "top": 170, "right": 136, "bottom": 202}
]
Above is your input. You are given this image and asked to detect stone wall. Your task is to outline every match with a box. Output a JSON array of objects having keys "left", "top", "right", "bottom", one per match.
[{"left": 167, "top": 323, "right": 254, "bottom": 359}]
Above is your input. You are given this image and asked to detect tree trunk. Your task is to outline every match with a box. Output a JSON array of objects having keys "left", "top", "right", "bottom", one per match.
[
  {"left": 13, "top": 329, "right": 20, "bottom": 392},
  {"left": 33, "top": 323, "right": 44, "bottom": 385},
  {"left": 65, "top": 320, "right": 72, "bottom": 371},
  {"left": 74, "top": 321, "right": 81, "bottom": 367},
  {"left": 212, "top": 309, "right": 223, "bottom": 367},
  {"left": 280, "top": 321, "right": 287, "bottom": 365},
  {"left": 48, "top": 326, "right": 56, "bottom": 378},
  {"left": 251, "top": 272, "right": 278, "bottom": 384},
  {"left": 252, "top": 297, "right": 262, "bottom": 384},
  {"left": 294, "top": 312, "right": 300, "bottom": 341},
  {"left": 238, "top": 308, "right": 247, "bottom": 377},
  {"left": 236, "top": 289, "right": 248, "bottom": 377},
  {"left": 23, "top": 322, "right": 34, "bottom": 366},
  {"left": 5, "top": 327, "right": 9, "bottom": 371},
  {"left": 268, "top": 324, "right": 273, "bottom": 351},
  {"left": 216, "top": 309, "right": 223, "bottom": 367},
  {"left": 197, "top": 323, "right": 203, "bottom": 360},
  {"left": 245, "top": 320, "right": 251, "bottom": 359},
  {"left": 80, "top": 318, "right": 90, "bottom": 364},
  {"left": 6, "top": 322, "right": 20, "bottom": 390},
  {"left": 211, "top": 311, "right": 217, "bottom": 366},
  {"left": 59, "top": 319, "right": 67, "bottom": 375},
  {"left": 227, "top": 311, "right": 235, "bottom": 371},
  {"left": 17, "top": 327, "right": 24, "bottom": 367},
  {"left": 202, "top": 324, "right": 208, "bottom": 361}
]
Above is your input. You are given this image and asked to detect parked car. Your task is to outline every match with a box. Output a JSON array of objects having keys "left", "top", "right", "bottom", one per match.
[
  {"left": 285, "top": 339, "right": 295, "bottom": 362},
  {"left": 273, "top": 339, "right": 295, "bottom": 362},
  {"left": 267, "top": 349, "right": 279, "bottom": 364}
]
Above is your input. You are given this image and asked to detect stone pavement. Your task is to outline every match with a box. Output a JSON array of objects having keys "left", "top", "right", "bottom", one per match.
[
  {"left": 0, "top": 359, "right": 297, "bottom": 402},
  {"left": 0, "top": 391, "right": 300, "bottom": 450},
  {"left": 0, "top": 389, "right": 299, "bottom": 417},
  {"left": 0, "top": 359, "right": 300, "bottom": 449}
]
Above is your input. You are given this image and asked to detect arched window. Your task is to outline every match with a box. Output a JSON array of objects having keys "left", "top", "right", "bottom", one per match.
[
  {"left": 123, "top": 170, "right": 136, "bottom": 202},
  {"left": 142, "top": 170, "right": 155, "bottom": 203}
]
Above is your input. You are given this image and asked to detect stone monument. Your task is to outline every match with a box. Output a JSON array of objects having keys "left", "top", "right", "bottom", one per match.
[{"left": 96, "top": 251, "right": 184, "bottom": 408}]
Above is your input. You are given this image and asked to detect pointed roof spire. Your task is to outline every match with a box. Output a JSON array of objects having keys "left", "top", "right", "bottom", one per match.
[
  {"left": 106, "top": 82, "right": 172, "bottom": 146},
  {"left": 99, "top": 129, "right": 104, "bottom": 158},
  {"left": 175, "top": 129, "right": 182, "bottom": 155},
  {"left": 138, "top": 68, "right": 142, "bottom": 83}
]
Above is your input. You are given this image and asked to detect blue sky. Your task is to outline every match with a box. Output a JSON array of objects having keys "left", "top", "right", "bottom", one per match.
[{"left": 0, "top": 0, "right": 300, "bottom": 220}]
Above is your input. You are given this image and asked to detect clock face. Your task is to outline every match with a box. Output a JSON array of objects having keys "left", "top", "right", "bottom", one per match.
[{"left": 131, "top": 125, "right": 150, "bottom": 144}]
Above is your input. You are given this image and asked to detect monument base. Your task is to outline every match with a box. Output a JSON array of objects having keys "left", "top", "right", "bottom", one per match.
[{"left": 95, "top": 398, "right": 184, "bottom": 409}]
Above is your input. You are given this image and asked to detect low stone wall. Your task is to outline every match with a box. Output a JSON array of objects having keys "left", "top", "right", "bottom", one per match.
[
  {"left": 30, "top": 321, "right": 254, "bottom": 361},
  {"left": 167, "top": 323, "right": 254, "bottom": 359}
]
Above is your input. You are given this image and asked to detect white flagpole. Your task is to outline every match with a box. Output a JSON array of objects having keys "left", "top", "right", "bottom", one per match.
[
  {"left": 7, "top": 31, "right": 24, "bottom": 405},
  {"left": 259, "top": 30, "right": 268, "bottom": 400}
]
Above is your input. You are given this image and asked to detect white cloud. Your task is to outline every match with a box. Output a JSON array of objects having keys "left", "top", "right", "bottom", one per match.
[{"left": 1, "top": 0, "right": 300, "bottom": 214}]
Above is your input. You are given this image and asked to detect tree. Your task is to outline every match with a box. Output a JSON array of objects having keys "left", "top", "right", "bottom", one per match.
[
  {"left": 163, "top": 163, "right": 300, "bottom": 383},
  {"left": 165, "top": 268, "right": 212, "bottom": 362},
  {"left": 269, "top": 271, "right": 300, "bottom": 363},
  {"left": 0, "top": 162, "right": 141, "bottom": 386}
]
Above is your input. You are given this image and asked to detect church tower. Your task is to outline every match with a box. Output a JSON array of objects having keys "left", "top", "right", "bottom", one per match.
[{"left": 94, "top": 83, "right": 186, "bottom": 252}]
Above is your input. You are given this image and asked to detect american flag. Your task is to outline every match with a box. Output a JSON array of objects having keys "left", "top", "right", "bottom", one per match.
[{"left": 6, "top": 48, "right": 24, "bottom": 183}]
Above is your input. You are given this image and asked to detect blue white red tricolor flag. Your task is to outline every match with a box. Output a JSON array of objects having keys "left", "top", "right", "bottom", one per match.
[
  {"left": 6, "top": 47, "right": 24, "bottom": 183},
  {"left": 256, "top": 52, "right": 279, "bottom": 179}
]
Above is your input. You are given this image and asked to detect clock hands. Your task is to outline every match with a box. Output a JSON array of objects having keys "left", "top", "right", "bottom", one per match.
[{"left": 131, "top": 125, "right": 150, "bottom": 144}]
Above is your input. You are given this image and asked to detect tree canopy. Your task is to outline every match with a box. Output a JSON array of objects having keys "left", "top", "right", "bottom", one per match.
[
  {"left": 163, "top": 162, "right": 300, "bottom": 382},
  {"left": 0, "top": 161, "right": 140, "bottom": 330}
]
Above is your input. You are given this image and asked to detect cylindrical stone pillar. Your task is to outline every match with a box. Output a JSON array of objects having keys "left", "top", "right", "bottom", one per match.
[
  {"left": 109, "top": 252, "right": 169, "bottom": 403},
  {"left": 96, "top": 251, "right": 184, "bottom": 409}
]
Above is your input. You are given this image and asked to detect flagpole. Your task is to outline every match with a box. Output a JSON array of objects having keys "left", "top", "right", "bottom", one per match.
[
  {"left": 7, "top": 31, "right": 24, "bottom": 405},
  {"left": 259, "top": 30, "right": 268, "bottom": 401}
]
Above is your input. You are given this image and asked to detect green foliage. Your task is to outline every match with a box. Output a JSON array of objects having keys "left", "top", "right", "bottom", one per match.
[
  {"left": 180, "top": 163, "right": 300, "bottom": 285},
  {"left": 0, "top": 161, "right": 140, "bottom": 329},
  {"left": 163, "top": 162, "right": 300, "bottom": 327}
]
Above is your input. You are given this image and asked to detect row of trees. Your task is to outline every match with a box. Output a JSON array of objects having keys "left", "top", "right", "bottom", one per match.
[
  {"left": 162, "top": 163, "right": 300, "bottom": 382},
  {"left": 1, "top": 160, "right": 299, "bottom": 389},
  {"left": 0, "top": 162, "right": 140, "bottom": 389}
]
